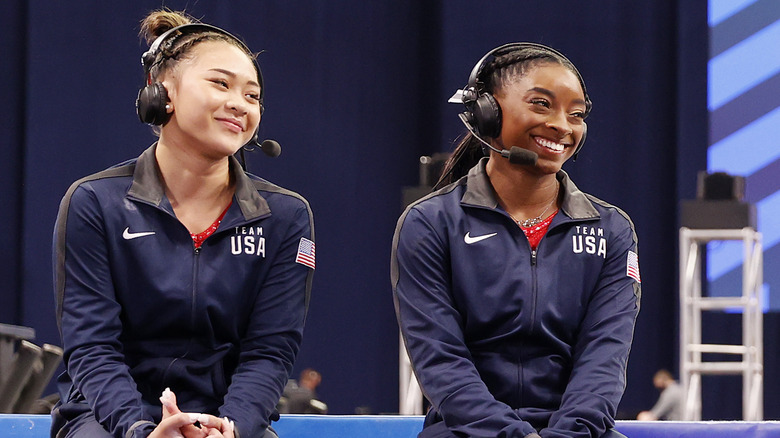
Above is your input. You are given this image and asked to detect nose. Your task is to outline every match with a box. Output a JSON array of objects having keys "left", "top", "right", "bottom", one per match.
[
  {"left": 227, "top": 103, "right": 247, "bottom": 115},
  {"left": 226, "top": 92, "right": 249, "bottom": 115},
  {"left": 545, "top": 110, "right": 573, "bottom": 140}
]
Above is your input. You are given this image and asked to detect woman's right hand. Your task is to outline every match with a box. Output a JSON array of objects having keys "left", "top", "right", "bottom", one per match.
[
  {"left": 158, "top": 388, "right": 209, "bottom": 438},
  {"left": 148, "top": 412, "right": 205, "bottom": 438},
  {"left": 158, "top": 387, "right": 235, "bottom": 438}
]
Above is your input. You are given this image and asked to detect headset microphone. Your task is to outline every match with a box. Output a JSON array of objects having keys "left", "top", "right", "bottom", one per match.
[
  {"left": 239, "top": 134, "right": 281, "bottom": 171},
  {"left": 243, "top": 130, "right": 281, "bottom": 158},
  {"left": 259, "top": 139, "right": 281, "bottom": 158},
  {"left": 457, "top": 113, "right": 538, "bottom": 166}
]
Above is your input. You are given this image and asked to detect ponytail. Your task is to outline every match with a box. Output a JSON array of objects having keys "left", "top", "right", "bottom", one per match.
[
  {"left": 139, "top": 9, "right": 193, "bottom": 45},
  {"left": 433, "top": 133, "right": 484, "bottom": 190}
]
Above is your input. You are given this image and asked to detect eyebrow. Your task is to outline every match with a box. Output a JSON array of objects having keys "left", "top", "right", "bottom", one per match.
[
  {"left": 209, "top": 68, "right": 260, "bottom": 88},
  {"left": 528, "top": 86, "right": 587, "bottom": 106}
]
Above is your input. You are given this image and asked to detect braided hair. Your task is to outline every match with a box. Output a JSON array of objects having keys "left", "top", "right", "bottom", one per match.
[
  {"left": 434, "top": 45, "right": 589, "bottom": 190},
  {"left": 139, "top": 9, "right": 257, "bottom": 83}
]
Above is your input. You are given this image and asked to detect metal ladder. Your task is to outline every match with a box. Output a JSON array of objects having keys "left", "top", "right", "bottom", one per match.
[{"left": 678, "top": 227, "right": 763, "bottom": 420}]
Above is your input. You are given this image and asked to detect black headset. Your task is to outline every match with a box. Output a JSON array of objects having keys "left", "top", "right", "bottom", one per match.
[
  {"left": 460, "top": 42, "right": 591, "bottom": 158},
  {"left": 136, "top": 23, "right": 264, "bottom": 127}
]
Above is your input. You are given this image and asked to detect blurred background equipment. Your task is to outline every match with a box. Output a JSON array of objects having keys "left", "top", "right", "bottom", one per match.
[
  {"left": 680, "top": 171, "right": 756, "bottom": 230},
  {"left": 0, "top": 323, "right": 63, "bottom": 414},
  {"left": 679, "top": 172, "right": 763, "bottom": 420},
  {"left": 401, "top": 153, "right": 450, "bottom": 210}
]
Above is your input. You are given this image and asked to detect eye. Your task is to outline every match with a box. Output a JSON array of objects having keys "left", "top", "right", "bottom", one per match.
[
  {"left": 530, "top": 98, "right": 551, "bottom": 108},
  {"left": 246, "top": 92, "right": 261, "bottom": 102},
  {"left": 570, "top": 110, "right": 586, "bottom": 119},
  {"left": 211, "top": 79, "right": 229, "bottom": 89}
]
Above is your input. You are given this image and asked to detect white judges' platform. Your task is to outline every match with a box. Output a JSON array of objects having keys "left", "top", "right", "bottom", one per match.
[{"left": 2, "top": 414, "right": 780, "bottom": 437}]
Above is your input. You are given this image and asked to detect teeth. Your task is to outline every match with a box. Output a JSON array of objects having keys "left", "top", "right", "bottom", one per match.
[{"left": 536, "top": 137, "right": 564, "bottom": 152}]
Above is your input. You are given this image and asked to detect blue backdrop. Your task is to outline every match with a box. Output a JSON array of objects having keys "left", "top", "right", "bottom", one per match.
[
  {"left": 1, "top": 0, "right": 777, "bottom": 420},
  {"left": 706, "top": 0, "right": 780, "bottom": 310}
]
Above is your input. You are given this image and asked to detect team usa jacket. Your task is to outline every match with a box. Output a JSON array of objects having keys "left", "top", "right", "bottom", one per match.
[
  {"left": 53, "top": 145, "right": 314, "bottom": 438},
  {"left": 392, "top": 159, "right": 641, "bottom": 438}
]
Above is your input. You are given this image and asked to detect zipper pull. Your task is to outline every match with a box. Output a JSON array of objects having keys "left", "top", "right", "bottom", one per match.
[{"left": 531, "top": 249, "right": 537, "bottom": 266}]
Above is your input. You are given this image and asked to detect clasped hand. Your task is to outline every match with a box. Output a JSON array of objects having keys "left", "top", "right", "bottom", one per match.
[{"left": 148, "top": 387, "right": 236, "bottom": 438}]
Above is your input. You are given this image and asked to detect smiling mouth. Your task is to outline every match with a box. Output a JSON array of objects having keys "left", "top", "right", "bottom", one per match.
[
  {"left": 535, "top": 137, "right": 568, "bottom": 153},
  {"left": 218, "top": 118, "right": 244, "bottom": 133}
]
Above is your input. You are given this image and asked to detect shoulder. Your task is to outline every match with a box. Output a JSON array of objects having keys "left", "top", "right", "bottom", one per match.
[
  {"left": 579, "top": 193, "right": 640, "bottom": 261},
  {"left": 245, "top": 173, "right": 309, "bottom": 208},
  {"left": 243, "top": 173, "right": 314, "bottom": 231},
  {"left": 58, "top": 160, "right": 136, "bottom": 213},
  {"left": 65, "top": 160, "right": 136, "bottom": 196},
  {"left": 250, "top": 174, "right": 308, "bottom": 202},
  {"left": 397, "top": 178, "right": 466, "bottom": 229},
  {"left": 392, "top": 180, "right": 470, "bottom": 262},
  {"left": 584, "top": 193, "right": 637, "bottom": 235}
]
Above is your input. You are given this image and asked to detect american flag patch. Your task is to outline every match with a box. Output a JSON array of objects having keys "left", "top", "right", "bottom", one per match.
[
  {"left": 295, "top": 237, "right": 316, "bottom": 269},
  {"left": 626, "top": 250, "right": 640, "bottom": 283}
]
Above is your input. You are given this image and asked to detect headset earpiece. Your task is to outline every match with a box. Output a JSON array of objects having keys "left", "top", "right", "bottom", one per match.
[
  {"left": 136, "top": 82, "right": 170, "bottom": 125},
  {"left": 469, "top": 92, "right": 502, "bottom": 139}
]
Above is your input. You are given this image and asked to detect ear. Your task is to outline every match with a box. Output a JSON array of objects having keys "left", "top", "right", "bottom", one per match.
[{"left": 161, "top": 78, "right": 176, "bottom": 112}]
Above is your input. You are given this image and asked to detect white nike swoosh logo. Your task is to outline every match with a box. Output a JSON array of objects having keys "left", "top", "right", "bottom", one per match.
[
  {"left": 464, "top": 232, "right": 497, "bottom": 244},
  {"left": 122, "top": 227, "right": 156, "bottom": 240}
]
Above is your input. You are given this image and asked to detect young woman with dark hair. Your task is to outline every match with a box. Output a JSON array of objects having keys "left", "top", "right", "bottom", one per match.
[
  {"left": 392, "top": 43, "right": 640, "bottom": 438},
  {"left": 52, "top": 10, "right": 314, "bottom": 438}
]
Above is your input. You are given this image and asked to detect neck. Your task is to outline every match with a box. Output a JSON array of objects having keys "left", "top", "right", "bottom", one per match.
[
  {"left": 487, "top": 155, "right": 559, "bottom": 212},
  {"left": 155, "top": 139, "right": 234, "bottom": 208}
]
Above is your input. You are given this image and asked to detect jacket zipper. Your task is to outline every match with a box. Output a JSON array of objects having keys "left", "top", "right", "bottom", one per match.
[
  {"left": 528, "top": 239, "right": 542, "bottom": 348},
  {"left": 191, "top": 246, "right": 200, "bottom": 331},
  {"left": 161, "top": 244, "right": 200, "bottom": 386},
  {"left": 523, "top": 246, "right": 539, "bottom": 406}
]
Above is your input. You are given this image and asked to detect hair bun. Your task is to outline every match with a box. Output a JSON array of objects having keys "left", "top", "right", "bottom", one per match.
[{"left": 139, "top": 9, "right": 194, "bottom": 45}]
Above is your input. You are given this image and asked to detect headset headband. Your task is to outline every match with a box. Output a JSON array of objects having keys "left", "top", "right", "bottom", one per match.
[
  {"left": 465, "top": 42, "right": 590, "bottom": 114},
  {"left": 141, "top": 23, "right": 264, "bottom": 104}
]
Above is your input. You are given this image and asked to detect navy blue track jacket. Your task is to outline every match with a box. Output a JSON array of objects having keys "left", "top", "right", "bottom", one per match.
[
  {"left": 53, "top": 145, "right": 314, "bottom": 438},
  {"left": 391, "top": 159, "right": 640, "bottom": 438}
]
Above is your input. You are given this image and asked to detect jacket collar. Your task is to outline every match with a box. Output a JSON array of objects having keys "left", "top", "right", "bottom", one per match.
[
  {"left": 460, "top": 158, "right": 599, "bottom": 220},
  {"left": 127, "top": 144, "right": 271, "bottom": 221}
]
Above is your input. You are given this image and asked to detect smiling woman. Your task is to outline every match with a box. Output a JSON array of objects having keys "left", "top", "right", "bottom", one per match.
[
  {"left": 51, "top": 9, "right": 314, "bottom": 438},
  {"left": 159, "top": 42, "right": 261, "bottom": 162},
  {"left": 392, "top": 43, "right": 640, "bottom": 438}
]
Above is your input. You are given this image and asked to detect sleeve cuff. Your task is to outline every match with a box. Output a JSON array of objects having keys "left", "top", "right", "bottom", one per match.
[{"left": 126, "top": 420, "right": 156, "bottom": 438}]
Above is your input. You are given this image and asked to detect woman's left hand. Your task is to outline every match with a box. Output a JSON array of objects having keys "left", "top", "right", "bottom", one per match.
[{"left": 195, "top": 414, "right": 235, "bottom": 438}]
